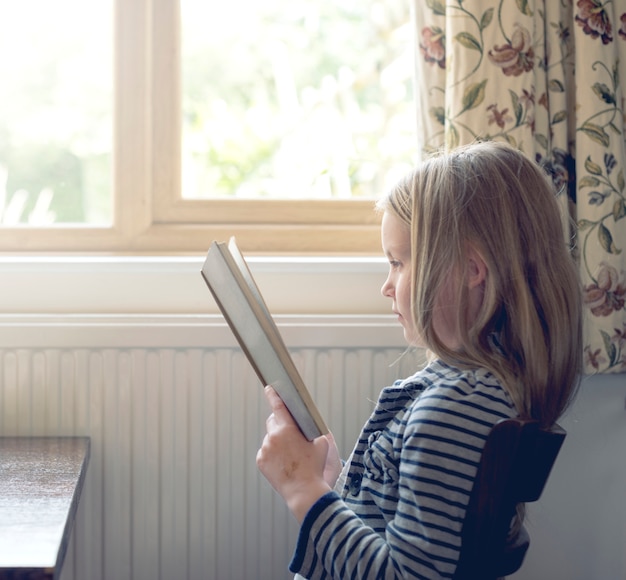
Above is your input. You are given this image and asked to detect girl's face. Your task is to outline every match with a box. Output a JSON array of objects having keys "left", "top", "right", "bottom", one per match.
[
  {"left": 380, "top": 211, "right": 419, "bottom": 345},
  {"left": 381, "top": 210, "right": 471, "bottom": 350}
]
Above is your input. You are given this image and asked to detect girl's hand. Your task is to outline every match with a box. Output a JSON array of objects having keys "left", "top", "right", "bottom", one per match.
[{"left": 256, "top": 386, "right": 332, "bottom": 523}]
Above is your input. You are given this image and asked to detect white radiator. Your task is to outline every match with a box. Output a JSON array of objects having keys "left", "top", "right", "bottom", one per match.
[{"left": 0, "top": 315, "right": 418, "bottom": 580}]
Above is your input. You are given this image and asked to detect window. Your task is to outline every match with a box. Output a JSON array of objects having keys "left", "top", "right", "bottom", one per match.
[
  {"left": 0, "top": 0, "right": 415, "bottom": 254},
  {"left": 0, "top": 1, "right": 112, "bottom": 227}
]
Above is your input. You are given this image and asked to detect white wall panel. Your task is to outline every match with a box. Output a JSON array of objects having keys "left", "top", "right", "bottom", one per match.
[{"left": 0, "top": 315, "right": 415, "bottom": 580}]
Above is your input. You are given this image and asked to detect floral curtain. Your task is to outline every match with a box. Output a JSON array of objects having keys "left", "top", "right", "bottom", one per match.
[{"left": 413, "top": 0, "right": 626, "bottom": 375}]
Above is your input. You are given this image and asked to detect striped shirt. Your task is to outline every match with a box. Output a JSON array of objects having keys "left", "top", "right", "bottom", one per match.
[{"left": 290, "top": 359, "right": 517, "bottom": 579}]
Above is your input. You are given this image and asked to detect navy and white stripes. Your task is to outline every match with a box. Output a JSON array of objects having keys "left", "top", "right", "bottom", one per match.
[{"left": 290, "top": 359, "right": 517, "bottom": 579}]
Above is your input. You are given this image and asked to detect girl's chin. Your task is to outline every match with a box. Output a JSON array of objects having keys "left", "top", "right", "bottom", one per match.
[
  {"left": 402, "top": 328, "right": 422, "bottom": 347},
  {"left": 400, "top": 326, "right": 427, "bottom": 349}
]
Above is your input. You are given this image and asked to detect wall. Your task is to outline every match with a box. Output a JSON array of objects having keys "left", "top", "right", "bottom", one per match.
[{"left": 511, "top": 371, "right": 626, "bottom": 580}]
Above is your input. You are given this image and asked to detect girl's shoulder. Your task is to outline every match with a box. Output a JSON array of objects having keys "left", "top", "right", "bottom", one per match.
[
  {"left": 399, "top": 359, "right": 517, "bottom": 420},
  {"left": 398, "top": 358, "right": 500, "bottom": 390}
]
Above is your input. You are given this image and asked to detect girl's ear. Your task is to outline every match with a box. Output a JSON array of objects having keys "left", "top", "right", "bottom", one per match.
[{"left": 467, "top": 245, "right": 487, "bottom": 290}]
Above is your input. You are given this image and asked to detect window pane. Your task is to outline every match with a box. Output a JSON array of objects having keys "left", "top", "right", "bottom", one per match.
[
  {"left": 181, "top": 0, "right": 415, "bottom": 201},
  {"left": 0, "top": 2, "right": 113, "bottom": 226}
]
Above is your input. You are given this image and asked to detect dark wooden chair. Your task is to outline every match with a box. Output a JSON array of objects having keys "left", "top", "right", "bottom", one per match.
[{"left": 453, "top": 418, "right": 566, "bottom": 580}]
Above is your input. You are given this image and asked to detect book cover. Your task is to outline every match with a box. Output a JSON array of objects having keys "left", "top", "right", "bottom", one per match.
[{"left": 201, "top": 238, "right": 329, "bottom": 441}]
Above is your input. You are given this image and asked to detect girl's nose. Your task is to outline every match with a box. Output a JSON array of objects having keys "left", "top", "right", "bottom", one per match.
[{"left": 381, "top": 277, "right": 394, "bottom": 298}]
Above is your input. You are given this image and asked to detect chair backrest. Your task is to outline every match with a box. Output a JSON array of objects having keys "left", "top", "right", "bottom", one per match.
[{"left": 453, "top": 417, "right": 566, "bottom": 580}]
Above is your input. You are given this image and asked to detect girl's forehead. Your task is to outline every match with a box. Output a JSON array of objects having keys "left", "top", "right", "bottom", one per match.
[
  {"left": 381, "top": 212, "right": 410, "bottom": 251},
  {"left": 382, "top": 211, "right": 408, "bottom": 230}
]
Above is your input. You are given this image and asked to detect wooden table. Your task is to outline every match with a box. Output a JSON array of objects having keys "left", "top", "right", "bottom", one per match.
[{"left": 0, "top": 437, "right": 90, "bottom": 580}]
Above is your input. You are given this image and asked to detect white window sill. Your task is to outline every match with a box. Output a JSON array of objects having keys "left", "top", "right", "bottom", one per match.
[{"left": 0, "top": 256, "right": 390, "bottom": 315}]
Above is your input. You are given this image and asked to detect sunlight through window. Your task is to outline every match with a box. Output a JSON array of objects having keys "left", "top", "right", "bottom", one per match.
[
  {"left": 0, "top": 2, "right": 112, "bottom": 226},
  {"left": 181, "top": 0, "right": 415, "bottom": 201}
]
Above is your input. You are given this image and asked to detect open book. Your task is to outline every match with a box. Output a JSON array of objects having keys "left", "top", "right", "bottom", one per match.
[{"left": 201, "top": 237, "right": 329, "bottom": 441}]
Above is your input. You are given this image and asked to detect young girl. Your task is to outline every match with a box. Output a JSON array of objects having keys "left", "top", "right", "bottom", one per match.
[{"left": 256, "top": 141, "right": 582, "bottom": 579}]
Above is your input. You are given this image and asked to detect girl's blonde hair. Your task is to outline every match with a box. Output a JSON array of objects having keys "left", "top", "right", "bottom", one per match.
[{"left": 378, "top": 141, "right": 582, "bottom": 426}]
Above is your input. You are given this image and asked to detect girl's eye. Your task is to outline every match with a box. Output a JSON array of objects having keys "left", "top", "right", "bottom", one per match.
[{"left": 389, "top": 260, "right": 401, "bottom": 269}]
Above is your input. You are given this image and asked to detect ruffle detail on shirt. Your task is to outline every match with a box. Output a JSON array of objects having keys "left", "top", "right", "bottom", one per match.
[{"left": 362, "top": 430, "right": 399, "bottom": 485}]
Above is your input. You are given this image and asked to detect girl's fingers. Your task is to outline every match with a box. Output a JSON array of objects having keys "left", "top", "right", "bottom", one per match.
[{"left": 264, "top": 385, "right": 296, "bottom": 427}]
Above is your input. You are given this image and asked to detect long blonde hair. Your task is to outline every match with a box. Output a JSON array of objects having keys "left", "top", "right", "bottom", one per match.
[{"left": 378, "top": 141, "right": 582, "bottom": 426}]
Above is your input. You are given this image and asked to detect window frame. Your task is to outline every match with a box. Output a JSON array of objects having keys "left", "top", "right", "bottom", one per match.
[{"left": 0, "top": 0, "right": 383, "bottom": 255}]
